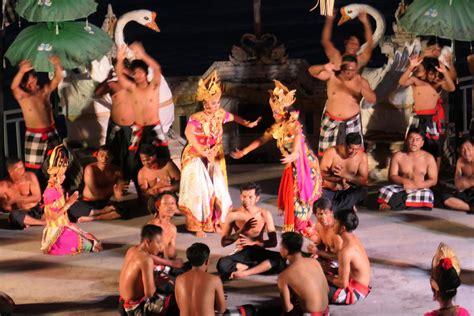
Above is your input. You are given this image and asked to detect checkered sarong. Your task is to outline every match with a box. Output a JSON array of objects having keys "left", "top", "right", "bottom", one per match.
[
  {"left": 378, "top": 184, "right": 434, "bottom": 208},
  {"left": 24, "top": 125, "right": 61, "bottom": 170},
  {"left": 128, "top": 121, "right": 167, "bottom": 151},
  {"left": 407, "top": 113, "right": 439, "bottom": 140},
  {"left": 318, "top": 111, "right": 362, "bottom": 156}
]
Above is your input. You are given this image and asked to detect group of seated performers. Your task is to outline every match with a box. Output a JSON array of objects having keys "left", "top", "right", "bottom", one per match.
[{"left": 1, "top": 9, "right": 473, "bottom": 315}]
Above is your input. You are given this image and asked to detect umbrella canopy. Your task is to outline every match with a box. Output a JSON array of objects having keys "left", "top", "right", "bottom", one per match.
[
  {"left": 399, "top": 0, "right": 474, "bottom": 41},
  {"left": 5, "top": 22, "right": 113, "bottom": 72},
  {"left": 15, "top": 0, "right": 97, "bottom": 22}
]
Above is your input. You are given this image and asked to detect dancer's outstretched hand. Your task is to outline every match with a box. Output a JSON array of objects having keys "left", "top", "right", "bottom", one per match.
[
  {"left": 245, "top": 117, "right": 262, "bottom": 128},
  {"left": 280, "top": 152, "right": 299, "bottom": 164},
  {"left": 231, "top": 149, "right": 245, "bottom": 159},
  {"left": 65, "top": 191, "right": 79, "bottom": 209}
]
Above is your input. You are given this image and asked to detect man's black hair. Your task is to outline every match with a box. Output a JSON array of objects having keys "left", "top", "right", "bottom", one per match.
[
  {"left": 186, "top": 243, "right": 210, "bottom": 266},
  {"left": 281, "top": 232, "right": 303, "bottom": 255},
  {"left": 406, "top": 127, "right": 425, "bottom": 141},
  {"left": 6, "top": 157, "right": 22, "bottom": 170},
  {"left": 130, "top": 59, "right": 148, "bottom": 75},
  {"left": 240, "top": 182, "right": 262, "bottom": 196},
  {"left": 139, "top": 144, "right": 157, "bottom": 157},
  {"left": 19, "top": 70, "right": 37, "bottom": 92},
  {"left": 346, "top": 132, "right": 362, "bottom": 146},
  {"left": 141, "top": 224, "right": 163, "bottom": 241},
  {"left": 342, "top": 54, "right": 358, "bottom": 64},
  {"left": 334, "top": 209, "right": 359, "bottom": 232},
  {"left": 314, "top": 197, "right": 332, "bottom": 213}
]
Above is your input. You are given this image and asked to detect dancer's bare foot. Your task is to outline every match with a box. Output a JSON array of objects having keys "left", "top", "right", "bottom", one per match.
[
  {"left": 214, "top": 224, "right": 222, "bottom": 234},
  {"left": 92, "top": 241, "right": 103, "bottom": 252},
  {"left": 195, "top": 231, "right": 207, "bottom": 238},
  {"left": 235, "top": 263, "right": 249, "bottom": 272},
  {"left": 78, "top": 216, "right": 95, "bottom": 223},
  {"left": 379, "top": 203, "right": 391, "bottom": 211}
]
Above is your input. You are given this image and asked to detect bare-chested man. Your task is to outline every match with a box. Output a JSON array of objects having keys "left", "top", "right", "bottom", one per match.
[
  {"left": 399, "top": 56, "right": 455, "bottom": 165},
  {"left": 307, "top": 198, "right": 342, "bottom": 275},
  {"left": 217, "top": 182, "right": 285, "bottom": 280},
  {"left": 309, "top": 55, "right": 376, "bottom": 157},
  {"left": 11, "top": 56, "right": 63, "bottom": 174},
  {"left": 378, "top": 128, "right": 438, "bottom": 210},
  {"left": 68, "top": 145, "right": 129, "bottom": 223},
  {"left": 147, "top": 192, "right": 185, "bottom": 272},
  {"left": 320, "top": 133, "right": 368, "bottom": 212},
  {"left": 443, "top": 139, "right": 474, "bottom": 213},
  {"left": 116, "top": 42, "right": 169, "bottom": 179},
  {"left": 327, "top": 208, "right": 371, "bottom": 305},
  {"left": 321, "top": 11, "right": 373, "bottom": 71},
  {"left": 95, "top": 66, "right": 135, "bottom": 181},
  {"left": 1, "top": 157, "right": 44, "bottom": 229},
  {"left": 137, "top": 144, "right": 180, "bottom": 214},
  {"left": 175, "top": 243, "right": 226, "bottom": 316},
  {"left": 278, "top": 232, "right": 329, "bottom": 316},
  {"left": 119, "top": 225, "right": 170, "bottom": 315}
]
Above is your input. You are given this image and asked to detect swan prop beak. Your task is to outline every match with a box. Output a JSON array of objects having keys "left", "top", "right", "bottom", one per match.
[
  {"left": 337, "top": 9, "right": 351, "bottom": 26},
  {"left": 146, "top": 11, "right": 160, "bottom": 32}
]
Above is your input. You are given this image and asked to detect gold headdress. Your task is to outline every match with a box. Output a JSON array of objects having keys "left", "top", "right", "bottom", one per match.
[
  {"left": 196, "top": 71, "right": 222, "bottom": 102},
  {"left": 430, "top": 242, "right": 461, "bottom": 292},
  {"left": 47, "top": 144, "right": 69, "bottom": 176},
  {"left": 269, "top": 80, "right": 296, "bottom": 114}
]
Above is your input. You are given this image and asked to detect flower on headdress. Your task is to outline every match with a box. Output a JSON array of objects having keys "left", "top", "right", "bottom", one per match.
[{"left": 441, "top": 258, "right": 453, "bottom": 270}]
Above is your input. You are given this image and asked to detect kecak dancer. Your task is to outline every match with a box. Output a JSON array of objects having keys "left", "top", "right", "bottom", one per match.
[
  {"left": 232, "top": 80, "right": 322, "bottom": 235},
  {"left": 179, "top": 71, "right": 260, "bottom": 237},
  {"left": 41, "top": 145, "right": 102, "bottom": 255}
]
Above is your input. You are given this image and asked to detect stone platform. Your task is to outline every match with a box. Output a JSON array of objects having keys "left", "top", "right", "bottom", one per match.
[{"left": 0, "top": 164, "right": 473, "bottom": 315}]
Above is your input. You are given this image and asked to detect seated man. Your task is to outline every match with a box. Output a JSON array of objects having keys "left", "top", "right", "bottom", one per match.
[
  {"left": 175, "top": 243, "right": 226, "bottom": 316},
  {"left": 307, "top": 198, "right": 342, "bottom": 274},
  {"left": 68, "top": 145, "right": 129, "bottom": 222},
  {"left": 320, "top": 133, "right": 368, "bottom": 212},
  {"left": 278, "top": 232, "right": 329, "bottom": 316},
  {"left": 443, "top": 139, "right": 474, "bottom": 213},
  {"left": 137, "top": 144, "right": 180, "bottom": 214},
  {"left": 119, "top": 225, "right": 173, "bottom": 315},
  {"left": 327, "top": 209, "right": 371, "bottom": 305},
  {"left": 217, "top": 182, "right": 285, "bottom": 280},
  {"left": 378, "top": 128, "right": 438, "bottom": 210},
  {"left": 1, "top": 157, "right": 44, "bottom": 229},
  {"left": 147, "top": 192, "right": 185, "bottom": 272}
]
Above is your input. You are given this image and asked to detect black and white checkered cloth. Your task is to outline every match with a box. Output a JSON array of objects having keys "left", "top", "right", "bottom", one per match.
[
  {"left": 129, "top": 123, "right": 167, "bottom": 151},
  {"left": 407, "top": 114, "right": 440, "bottom": 140},
  {"left": 318, "top": 111, "right": 362, "bottom": 156},
  {"left": 378, "top": 184, "right": 434, "bottom": 208},
  {"left": 24, "top": 128, "right": 61, "bottom": 169}
]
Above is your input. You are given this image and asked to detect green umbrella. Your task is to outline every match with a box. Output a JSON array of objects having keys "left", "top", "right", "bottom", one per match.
[
  {"left": 5, "top": 22, "right": 113, "bottom": 72},
  {"left": 16, "top": 0, "right": 97, "bottom": 22},
  {"left": 399, "top": 0, "right": 474, "bottom": 41}
]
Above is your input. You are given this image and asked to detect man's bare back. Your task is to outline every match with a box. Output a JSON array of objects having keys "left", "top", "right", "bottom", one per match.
[
  {"left": 278, "top": 257, "right": 329, "bottom": 313},
  {"left": 339, "top": 233, "right": 371, "bottom": 287},
  {"left": 119, "top": 246, "right": 154, "bottom": 301}
]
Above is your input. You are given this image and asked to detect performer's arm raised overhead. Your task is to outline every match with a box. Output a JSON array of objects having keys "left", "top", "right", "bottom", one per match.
[
  {"left": 116, "top": 45, "right": 135, "bottom": 91},
  {"left": 321, "top": 14, "right": 341, "bottom": 65}
]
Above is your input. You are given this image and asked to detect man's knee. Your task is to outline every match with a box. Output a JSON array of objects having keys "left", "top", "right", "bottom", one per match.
[
  {"left": 8, "top": 210, "right": 26, "bottom": 230},
  {"left": 216, "top": 256, "right": 235, "bottom": 277}
]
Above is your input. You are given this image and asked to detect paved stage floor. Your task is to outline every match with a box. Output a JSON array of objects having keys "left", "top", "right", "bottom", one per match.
[{"left": 0, "top": 164, "right": 473, "bottom": 315}]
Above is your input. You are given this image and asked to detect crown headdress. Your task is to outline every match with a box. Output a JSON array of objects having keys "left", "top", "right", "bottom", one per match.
[
  {"left": 269, "top": 80, "right": 296, "bottom": 114},
  {"left": 47, "top": 144, "right": 69, "bottom": 176},
  {"left": 430, "top": 242, "right": 461, "bottom": 292},
  {"left": 196, "top": 71, "right": 222, "bottom": 102}
]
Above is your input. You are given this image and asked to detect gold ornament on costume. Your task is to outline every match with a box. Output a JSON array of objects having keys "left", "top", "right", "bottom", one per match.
[
  {"left": 430, "top": 242, "right": 461, "bottom": 292},
  {"left": 269, "top": 80, "right": 296, "bottom": 115},
  {"left": 47, "top": 144, "right": 68, "bottom": 176},
  {"left": 196, "top": 71, "right": 222, "bottom": 102}
]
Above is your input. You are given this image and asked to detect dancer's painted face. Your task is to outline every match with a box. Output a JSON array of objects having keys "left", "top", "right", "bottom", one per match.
[
  {"left": 272, "top": 109, "right": 285, "bottom": 122},
  {"left": 203, "top": 97, "right": 220, "bottom": 114}
]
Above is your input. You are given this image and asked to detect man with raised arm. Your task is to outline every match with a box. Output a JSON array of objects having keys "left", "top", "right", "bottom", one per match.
[
  {"left": 119, "top": 225, "right": 171, "bottom": 315},
  {"left": 11, "top": 56, "right": 63, "bottom": 173},
  {"left": 378, "top": 128, "right": 438, "bottom": 211},
  {"left": 278, "top": 232, "right": 329, "bottom": 316},
  {"left": 217, "top": 182, "right": 285, "bottom": 280},
  {"left": 320, "top": 133, "right": 368, "bottom": 212},
  {"left": 1, "top": 157, "right": 44, "bottom": 229},
  {"left": 443, "top": 139, "right": 474, "bottom": 213},
  {"left": 116, "top": 42, "right": 169, "bottom": 183},
  {"left": 399, "top": 56, "right": 456, "bottom": 166},
  {"left": 326, "top": 209, "right": 371, "bottom": 305},
  {"left": 321, "top": 11, "right": 373, "bottom": 71},
  {"left": 175, "top": 243, "right": 226, "bottom": 316},
  {"left": 309, "top": 55, "right": 376, "bottom": 157}
]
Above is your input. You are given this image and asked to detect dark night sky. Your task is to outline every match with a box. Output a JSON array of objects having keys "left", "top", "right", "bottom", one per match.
[{"left": 3, "top": 0, "right": 473, "bottom": 107}]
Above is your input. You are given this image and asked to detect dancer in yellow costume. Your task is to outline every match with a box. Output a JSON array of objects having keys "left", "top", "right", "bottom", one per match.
[
  {"left": 179, "top": 71, "right": 261, "bottom": 237},
  {"left": 232, "top": 80, "right": 322, "bottom": 235}
]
